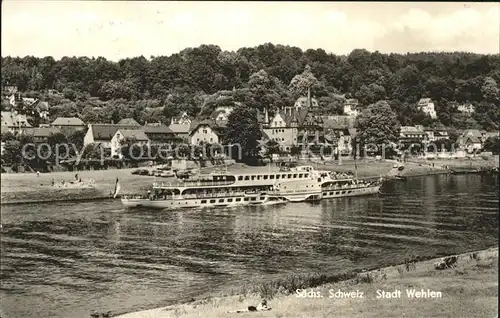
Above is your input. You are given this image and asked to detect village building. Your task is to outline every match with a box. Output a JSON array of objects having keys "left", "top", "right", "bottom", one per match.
[
  {"left": 189, "top": 120, "right": 221, "bottom": 146},
  {"left": 117, "top": 118, "right": 141, "bottom": 126},
  {"left": 456, "top": 103, "right": 475, "bottom": 114},
  {"left": 9, "top": 93, "right": 36, "bottom": 108},
  {"left": 417, "top": 98, "right": 438, "bottom": 119},
  {"left": 343, "top": 98, "right": 360, "bottom": 117},
  {"left": 322, "top": 116, "right": 355, "bottom": 155},
  {"left": 2, "top": 85, "right": 18, "bottom": 95},
  {"left": 399, "top": 126, "right": 428, "bottom": 144},
  {"left": 143, "top": 124, "right": 181, "bottom": 145},
  {"left": 23, "top": 127, "right": 62, "bottom": 143},
  {"left": 261, "top": 93, "right": 324, "bottom": 152},
  {"left": 83, "top": 124, "right": 141, "bottom": 148},
  {"left": 1, "top": 111, "right": 32, "bottom": 134},
  {"left": 51, "top": 117, "right": 86, "bottom": 135},
  {"left": 110, "top": 129, "right": 150, "bottom": 158},
  {"left": 169, "top": 112, "right": 192, "bottom": 141},
  {"left": 423, "top": 126, "right": 450, "bottom": 142}
]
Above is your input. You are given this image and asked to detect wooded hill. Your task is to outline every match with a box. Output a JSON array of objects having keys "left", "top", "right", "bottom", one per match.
[{"left": 2, "top": 44, "right": 499, "bottom": 130}]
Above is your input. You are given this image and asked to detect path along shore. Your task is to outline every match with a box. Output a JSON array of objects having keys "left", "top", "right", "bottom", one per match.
[
  {"left": 114, "top": 247, "right": 498, "bottom": 318},
  {"left": 1, "top": 156, "right": 497, "bottom": 205}
]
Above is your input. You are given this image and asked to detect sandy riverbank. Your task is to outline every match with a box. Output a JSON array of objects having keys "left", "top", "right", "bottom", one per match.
[
  {"left": 114, "top": 247, "right": 498, "bottom": 318},
  {"left": 1, "top": 157, "right": 496, "bottom": 204}
]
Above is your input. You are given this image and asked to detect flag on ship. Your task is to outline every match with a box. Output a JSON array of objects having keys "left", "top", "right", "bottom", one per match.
[{"left": 113, "top": 178, "right": 120, "bottom": 199}]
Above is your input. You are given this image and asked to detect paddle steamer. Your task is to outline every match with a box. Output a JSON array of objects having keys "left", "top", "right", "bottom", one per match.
[{"left": 120, "top": 165, "right": 382, "bottom": 208}]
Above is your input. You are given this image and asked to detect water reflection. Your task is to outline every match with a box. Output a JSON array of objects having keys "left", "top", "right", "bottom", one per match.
[{"left": 0, "top": 174, "right": 498, "bottom": 318}]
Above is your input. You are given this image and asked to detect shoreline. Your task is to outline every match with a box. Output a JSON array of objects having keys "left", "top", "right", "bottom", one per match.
[
  {"left": 1, "top": 158, "right": 497, "bottom": 205},
  {"left": 113, "top": 246, "right": 498, "bottom": 318}
]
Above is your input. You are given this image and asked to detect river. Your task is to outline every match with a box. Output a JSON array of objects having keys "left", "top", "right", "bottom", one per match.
[{"left": 1, "top": 174, "right": 498, "bottom": 318}]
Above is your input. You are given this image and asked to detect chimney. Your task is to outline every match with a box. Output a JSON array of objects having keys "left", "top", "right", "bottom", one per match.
[{"left": 264, "top": 107, "right": 269, "bottom": 124}]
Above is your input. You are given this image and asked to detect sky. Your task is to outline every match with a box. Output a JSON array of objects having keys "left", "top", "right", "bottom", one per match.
[{"left": 2, "top": 1, "right": 499, "bottom": 61}]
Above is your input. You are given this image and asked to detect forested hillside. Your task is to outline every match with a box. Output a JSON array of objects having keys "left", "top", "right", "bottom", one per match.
[{"left": 2, "top": 44, "right": 499, "bottom": 130}]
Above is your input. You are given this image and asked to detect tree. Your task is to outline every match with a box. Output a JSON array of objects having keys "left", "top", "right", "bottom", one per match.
[
  {"left": 225, "top": 106, "right": 262, "bottom": 161},
  {"left": 481, "top": 77, "right": 499, "bottom": 102},
  {"left": 355, "top": 100, "right": 401, "bottom": 156},
  {"left": 483, "top": 136, "right": 500, "bottom": 154},
  {"left": 288, "top": 64, "right": 320, "bottom": 97}
]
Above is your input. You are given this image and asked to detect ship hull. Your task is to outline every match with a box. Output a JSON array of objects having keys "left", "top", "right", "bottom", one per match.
[
  {"left": 322, "top": 185, "right": 380, "bottom": 199},
  {"left": 121, "top": 195, "right": 285, "bottom": 209}
]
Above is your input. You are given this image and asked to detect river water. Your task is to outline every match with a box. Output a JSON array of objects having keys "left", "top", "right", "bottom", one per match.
[{"left": 1, "top": 174, "right": 498, "bottom": 318}]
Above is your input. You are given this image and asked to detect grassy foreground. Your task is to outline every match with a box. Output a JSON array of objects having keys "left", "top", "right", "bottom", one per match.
[{"left": 115, "top": 247, "right": 498, "bottom": 318}]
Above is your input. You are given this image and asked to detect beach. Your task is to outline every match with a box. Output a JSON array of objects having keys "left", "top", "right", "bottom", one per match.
[
  {"left": 1, "top": 156, "right": 497, "bottom": 204},
  {"left": 114, "top": 247, "right": 498, "bottom": 318}
]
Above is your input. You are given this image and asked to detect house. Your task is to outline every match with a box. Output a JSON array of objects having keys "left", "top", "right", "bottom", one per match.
[
  {"left": 417, "top": 98, "right": 437, "bottom": 119},
  {"left": 143, "top": 124, "right": 181, "bottom": 145},
  {"left": 83, "top": 124, "right": 141, "bottom": 148},
  {"left": 189, "top": 120, "right": 221, "bottom": 145},
  {"left": 211, "top": 106, "right": 234, "bottom": 121},
  {"left": 423, "top": 126, "right": 449, "bottom": 142},
  {"left": 461, "top": 129, "right": 487, "bottom": 143},
  {"left": 110, "top": 129, "right": 150, "bottom": 158},
  {"left": 51, "top": 117, "right": 86, "bottom": 135},
  {"left": 1, "top": 111, "right": 32, "bottom": 134},
  {"left": 462, "top": 135, "right": 482, "bottom": 153},
  {"left": 170, "top": 112, "right": 192, "bottom": 125},
  {"left": 9, "top": 93, "right": 36, "bottom": 108},
  {"left": 117, "top": 118, "right": 141, "bottom": 126},
  {"left": 399, "top": 126, "right": 427, "bottom": 144},
  {"left": 169, "top": 113, "right": 192, "bottom": 141},
  {"left": 24, "top": 127, "right": 61, "bottom": 143},
  {"left": 456, "top": 103, "right": 475, "bottom": 114},
  {"left": 343, "top": 99, "right": 359, "bottom": 117},
  {"left": 261, "top": 96, "right": 323, "bottom": 152},
  {"left": 33, "top": 101, "right": 50, "bottom": 119},
  {"left": 322, "top": 117, "right": 353, "bottom": 155},
  {"left": 2, "top": 85, "right": 18, "bottom": 95}
]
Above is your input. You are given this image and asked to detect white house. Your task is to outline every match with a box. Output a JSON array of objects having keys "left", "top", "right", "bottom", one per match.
[
  {"left": 457, "top": 103, "right": 475, "bottom": 114},
  {"left": 417, "top": 98, "right": 437, "bottom": 119},
  {"left": 211, "top": 106, "right": 234, "bottom": 121},
  {"left": 110, "top": 129, "right": 150, "bottom": 158},
  {"left": 189, "top": 120, "right": 220, "bottom": 145},
  {"left": 83, "top": 124, "right": 140, "bottom": 148},
  {"left": 343, "top": 99, "right": 359, "bottom": 117}
]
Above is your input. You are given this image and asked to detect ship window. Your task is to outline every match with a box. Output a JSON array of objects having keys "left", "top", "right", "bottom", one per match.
[
  {"left": 263, "top": 175, "right": 268, "bottom": 180},
  {"left": 227, "top": 198, "right": 233, "bottom": 202},
  {"left": 257, "top": 176, "right": 261, "bottom": 180},
  {"left": 244, "top": 198, "right": 249, "bottom": 201},
  {"left": 293, "top": 174, "right": 297, "bottom": 178},
  {"left": 210, "top": 199, "right": 216, "bottom": 203},
  {"left": 298, "top": 174, "right": 303, "bottom": 178},
  {"left": 287, "top": 174, "right": 292, "bottom": 178},
  {"left": 270, "top": 175, "right": 274, "bottom": 179},
  {"left": 259, "top": 197, "right": 264, "bottom": 200},
  {"left": 318, "top": 178, "right": 321, "bottom": 182},
  {"left": 276, "top": 175, "right": 280, "bottom": 179},
  {"left": 251, "top": 176, "right": 255, "bottom": 180},
  {"left": 238, "top": 176, "right": 243, "bottom": 180},
  {"left": 282, "top": 174, "right": 286, "bottom": 178},
  {"left": 251, "top": 197, "right": 256, "bottom": 201},
  {"left": 219, "top": 199, "right": 224, "bottom": 203},
  {"left": 201, "top": 200, "right": 207, "bottom": 204},
  {"left": 244, "top": 176, "right": 249, "bottom": 180},
  {"left": 236, "top": 198, "right": 241, "bottom": 202},
  {"left": 329, "top": 192, "right": 333, "bottom": 195},
  {"left": 305, "top": 174, "right": 309, "bottom": 178}
]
